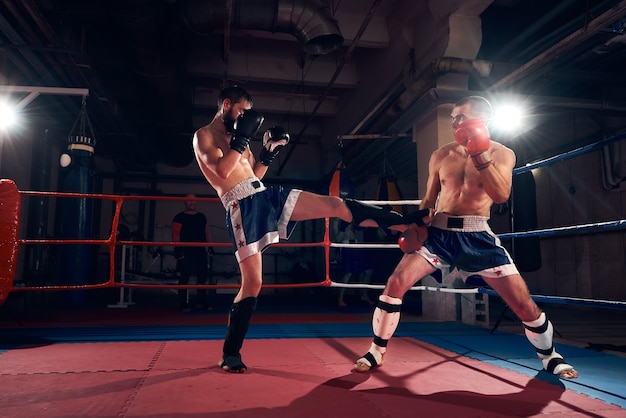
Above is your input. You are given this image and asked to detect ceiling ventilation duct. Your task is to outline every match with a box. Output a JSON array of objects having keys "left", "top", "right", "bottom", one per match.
[
  {"left": 180, "top": 0, "right": 344, "bottom": 56},
  {"left": 112, "top": 0, "right": 342, "bottom": 169}
]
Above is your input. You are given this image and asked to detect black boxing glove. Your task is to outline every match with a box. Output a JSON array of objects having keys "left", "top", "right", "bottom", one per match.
[
  {"left": 259, "top": 125, "right": 290, "bottom": 166},
  {"left": 230, "top": 109, "right": 264, "bottom": 154}
]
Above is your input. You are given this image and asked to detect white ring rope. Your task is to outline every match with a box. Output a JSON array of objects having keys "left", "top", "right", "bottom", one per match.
[
  {"left": 329, "top": 282, "right": 481, "bottom": 293},
  {"left": 330, "top": 280, "right": 626, "bottom": 307},
  {"left": 331, "top": 211, "right": 626, "bottom": 308},
  {"left": 330, "top": 281, "right": 626, "bottom": 309},
  {"left": 360, "top": 199, "right": 421, "bottom": 206}
]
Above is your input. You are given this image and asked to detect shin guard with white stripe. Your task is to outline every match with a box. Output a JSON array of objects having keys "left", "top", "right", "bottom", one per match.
[
  {"left": 354, "top": 294, "right": 402, "bottom": 371},
  {"left": 522, "top": 312, "right": 574, "bottom": 376}
]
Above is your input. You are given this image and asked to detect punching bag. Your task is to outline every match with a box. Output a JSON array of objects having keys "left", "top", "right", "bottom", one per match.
[
  {"left": 329, "top": 161, "right": 354, "bottom": 198},
  {"left": 512, "top": 171, "right": 542, "bottom": 272},
  {"left": 376, "top": 176, "right": 404, "bottom": 215},
  {"left": 60, "top": 135, "right": 95, "bottom": 306}
]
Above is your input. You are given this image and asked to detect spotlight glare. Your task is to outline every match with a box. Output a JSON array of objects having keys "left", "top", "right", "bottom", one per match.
[
  {"left": 0, "top": 103, "right": 16, "bottom": 129},
  {"left": 491, "top": 104, "right": 525, "bottom": 134}
]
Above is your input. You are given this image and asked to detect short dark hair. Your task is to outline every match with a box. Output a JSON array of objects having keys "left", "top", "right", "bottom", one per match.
[
  {"left": 218, "top": 86, "right": 253, "bottom": 108},
  {"left": 454, "top": 96, "right": 493, "bottom": 120}
]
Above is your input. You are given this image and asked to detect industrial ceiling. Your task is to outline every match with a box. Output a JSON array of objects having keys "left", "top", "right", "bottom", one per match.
[{"left": 1, "top": 0, "right": 626, "bottom": 192}]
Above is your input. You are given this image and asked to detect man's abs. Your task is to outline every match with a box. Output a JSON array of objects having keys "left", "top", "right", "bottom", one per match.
[
  {"left": 435, "top": 188, "right": 494, "bottom": 217},
  {"left": 201, "top": 161, "right": 256, "bottom": 198}
]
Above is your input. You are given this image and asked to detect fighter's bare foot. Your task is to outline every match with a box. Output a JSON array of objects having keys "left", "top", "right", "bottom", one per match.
[{"left": 558, "top": 368, "right": 578, "bottom": 379}]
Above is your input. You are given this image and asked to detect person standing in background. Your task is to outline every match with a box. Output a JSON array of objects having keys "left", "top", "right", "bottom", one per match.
[
  {"left": 332, "top": 219, "right": 375, "bottom": 307},
  {"left": 172, "top": 194, "right": 214, "bottom": 312}
]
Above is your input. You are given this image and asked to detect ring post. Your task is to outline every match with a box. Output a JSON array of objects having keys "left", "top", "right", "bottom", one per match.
[{"left": 0, "top": 179, "right": 21, "bottom": 306}]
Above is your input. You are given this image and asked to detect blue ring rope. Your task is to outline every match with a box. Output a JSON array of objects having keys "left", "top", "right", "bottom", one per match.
[
  {"left": 498, "top": 219, "right": 626, "bottom": 239},
  {"left": 479, "top": 288, "right": 626, "bottom": 310},
  {"left": 512, "top": 132, "right": 626, "bottom": 175}
]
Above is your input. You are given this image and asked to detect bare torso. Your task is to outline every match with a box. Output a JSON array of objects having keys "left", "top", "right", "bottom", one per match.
[
  {"left": 192, "top": 117, "right": 262, "bottom": 198},
  {"left": 424, "top": 141, "right": 515, "bottom": 217}
]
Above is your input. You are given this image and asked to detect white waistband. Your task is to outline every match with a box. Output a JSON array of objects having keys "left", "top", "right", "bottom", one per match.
[
  {"left": 430, "top": 213, "right": 490, "bottom": 232},
  {"left": 220, "top": 178, "right": 266, "bottom": 208}
]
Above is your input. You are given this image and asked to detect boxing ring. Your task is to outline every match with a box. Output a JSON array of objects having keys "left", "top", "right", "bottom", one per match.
[
  {"left": 2, "top": 135, "right": 626, "bottom": 417},
  {"left": 2, "top": 135, "right": 626, "bottom": 314}
]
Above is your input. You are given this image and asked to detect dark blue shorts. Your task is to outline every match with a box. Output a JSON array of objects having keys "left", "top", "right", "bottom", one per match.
[
  {"left": 222, "top": 178, "right": 302, "bottom": 262},
  {"left": 417, "top": 213, "right": 519, "bottom": 282}
]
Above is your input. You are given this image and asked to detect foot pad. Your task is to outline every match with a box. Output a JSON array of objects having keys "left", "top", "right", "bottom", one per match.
[
  {"left": 219, "top": 354, "right": 248, "bottom": 373},
  {"left": 353, "top": 351, "right": 383, "bottom": 373},
  {"left": 542, "top": 353, "right": 578, "bottom": 379}
]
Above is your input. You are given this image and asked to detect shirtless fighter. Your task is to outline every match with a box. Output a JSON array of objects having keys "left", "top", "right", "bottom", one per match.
[
  {"left": 352, "top": 96, "right": 578, "bottom": 380},
  {"left": 192, "top": 86, "right": 405, "bottom": 373}
]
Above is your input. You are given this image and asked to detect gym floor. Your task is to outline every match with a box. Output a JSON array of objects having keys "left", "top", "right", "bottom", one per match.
[{"left": 1, "top": 287, "right": 625, "bottom": 417}]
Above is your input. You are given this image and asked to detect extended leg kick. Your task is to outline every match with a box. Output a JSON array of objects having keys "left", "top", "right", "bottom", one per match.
[{"left": 344, "top": 199, "right": 404, "bottom": 230}]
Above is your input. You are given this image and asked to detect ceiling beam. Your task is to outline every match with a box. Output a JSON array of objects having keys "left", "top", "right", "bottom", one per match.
[{"left": 487, "top": 0, "right": 626, "bottom": 90}]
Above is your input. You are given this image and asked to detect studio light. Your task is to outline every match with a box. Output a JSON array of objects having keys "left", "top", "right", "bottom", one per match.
[{"left": 0, "top": 103, "right": 16, "bottom": 129}]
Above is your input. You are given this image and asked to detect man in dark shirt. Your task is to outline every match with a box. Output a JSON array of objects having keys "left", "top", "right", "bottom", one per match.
[{"left": 172, "top": 194, "right": 213, "bottom": 311}]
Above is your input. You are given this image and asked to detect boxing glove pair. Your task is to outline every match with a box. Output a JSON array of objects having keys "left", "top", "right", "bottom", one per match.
[{"left": 228, "top": 109, "right": 289, "bottom": 166}]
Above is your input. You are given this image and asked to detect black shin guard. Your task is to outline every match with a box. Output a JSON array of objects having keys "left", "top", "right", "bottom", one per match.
[
  {"left": 344, "top": 198, "right": 403, "bottom": 229},
  {"left": 223, "top": 296, "right": 257, "bottom": 356}
]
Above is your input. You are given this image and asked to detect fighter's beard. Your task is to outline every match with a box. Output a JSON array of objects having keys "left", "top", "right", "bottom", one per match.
[
  {"left": 222, "top": 111, "right": 237, "bottom": 133},
  {"left": 223, "top": 117, "right": 235, "bottom": 133}
]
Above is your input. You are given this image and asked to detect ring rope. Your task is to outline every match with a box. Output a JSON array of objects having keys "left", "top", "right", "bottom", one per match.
[
  {"left": 513, "top": 132, "right": 626, "bottom": 175},
  {"left": 360, "top": 199, "right": 421, "bottom": 206},
  {"left": 479, "top": 288, "right": 626, "bottom": 310},
  {"left": 497, "top": 219, "right": 626, "bottom": 239},
  {"left": 331, "top": 242, "right": 399, "bottom": 249},
  {"left": 329, "top": 282, "right": 626, "bottom": 309},
  {"left": 4, "top": 132, "right": 626, "bottom": 310}
]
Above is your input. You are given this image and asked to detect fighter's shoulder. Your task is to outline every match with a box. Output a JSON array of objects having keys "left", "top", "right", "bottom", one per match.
[
  {"left": 434, "top": 142, "right": 461, "bottom": 157},
  {"left": 490, "top": 141, "right": 516, "bottom": 165},
  {"left": 490, "top": 140, "right": 514, "bottom": 155},
  {"left": 490, "top": 140, "right": 510, "bottom": 149},
  {"left": 194, "top": 124, "right": 215, "bottom": 139},
  {"left": 194, "top": 124, "right": 223, "bottom": 149}
]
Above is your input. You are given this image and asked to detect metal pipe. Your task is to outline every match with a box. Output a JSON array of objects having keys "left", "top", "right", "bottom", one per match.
[
  {"left": 180, "top": 0, "right": 343, "bottom": 55},
  {"left": 277, "top": 0, "right": 384, "bottom": 175}
]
